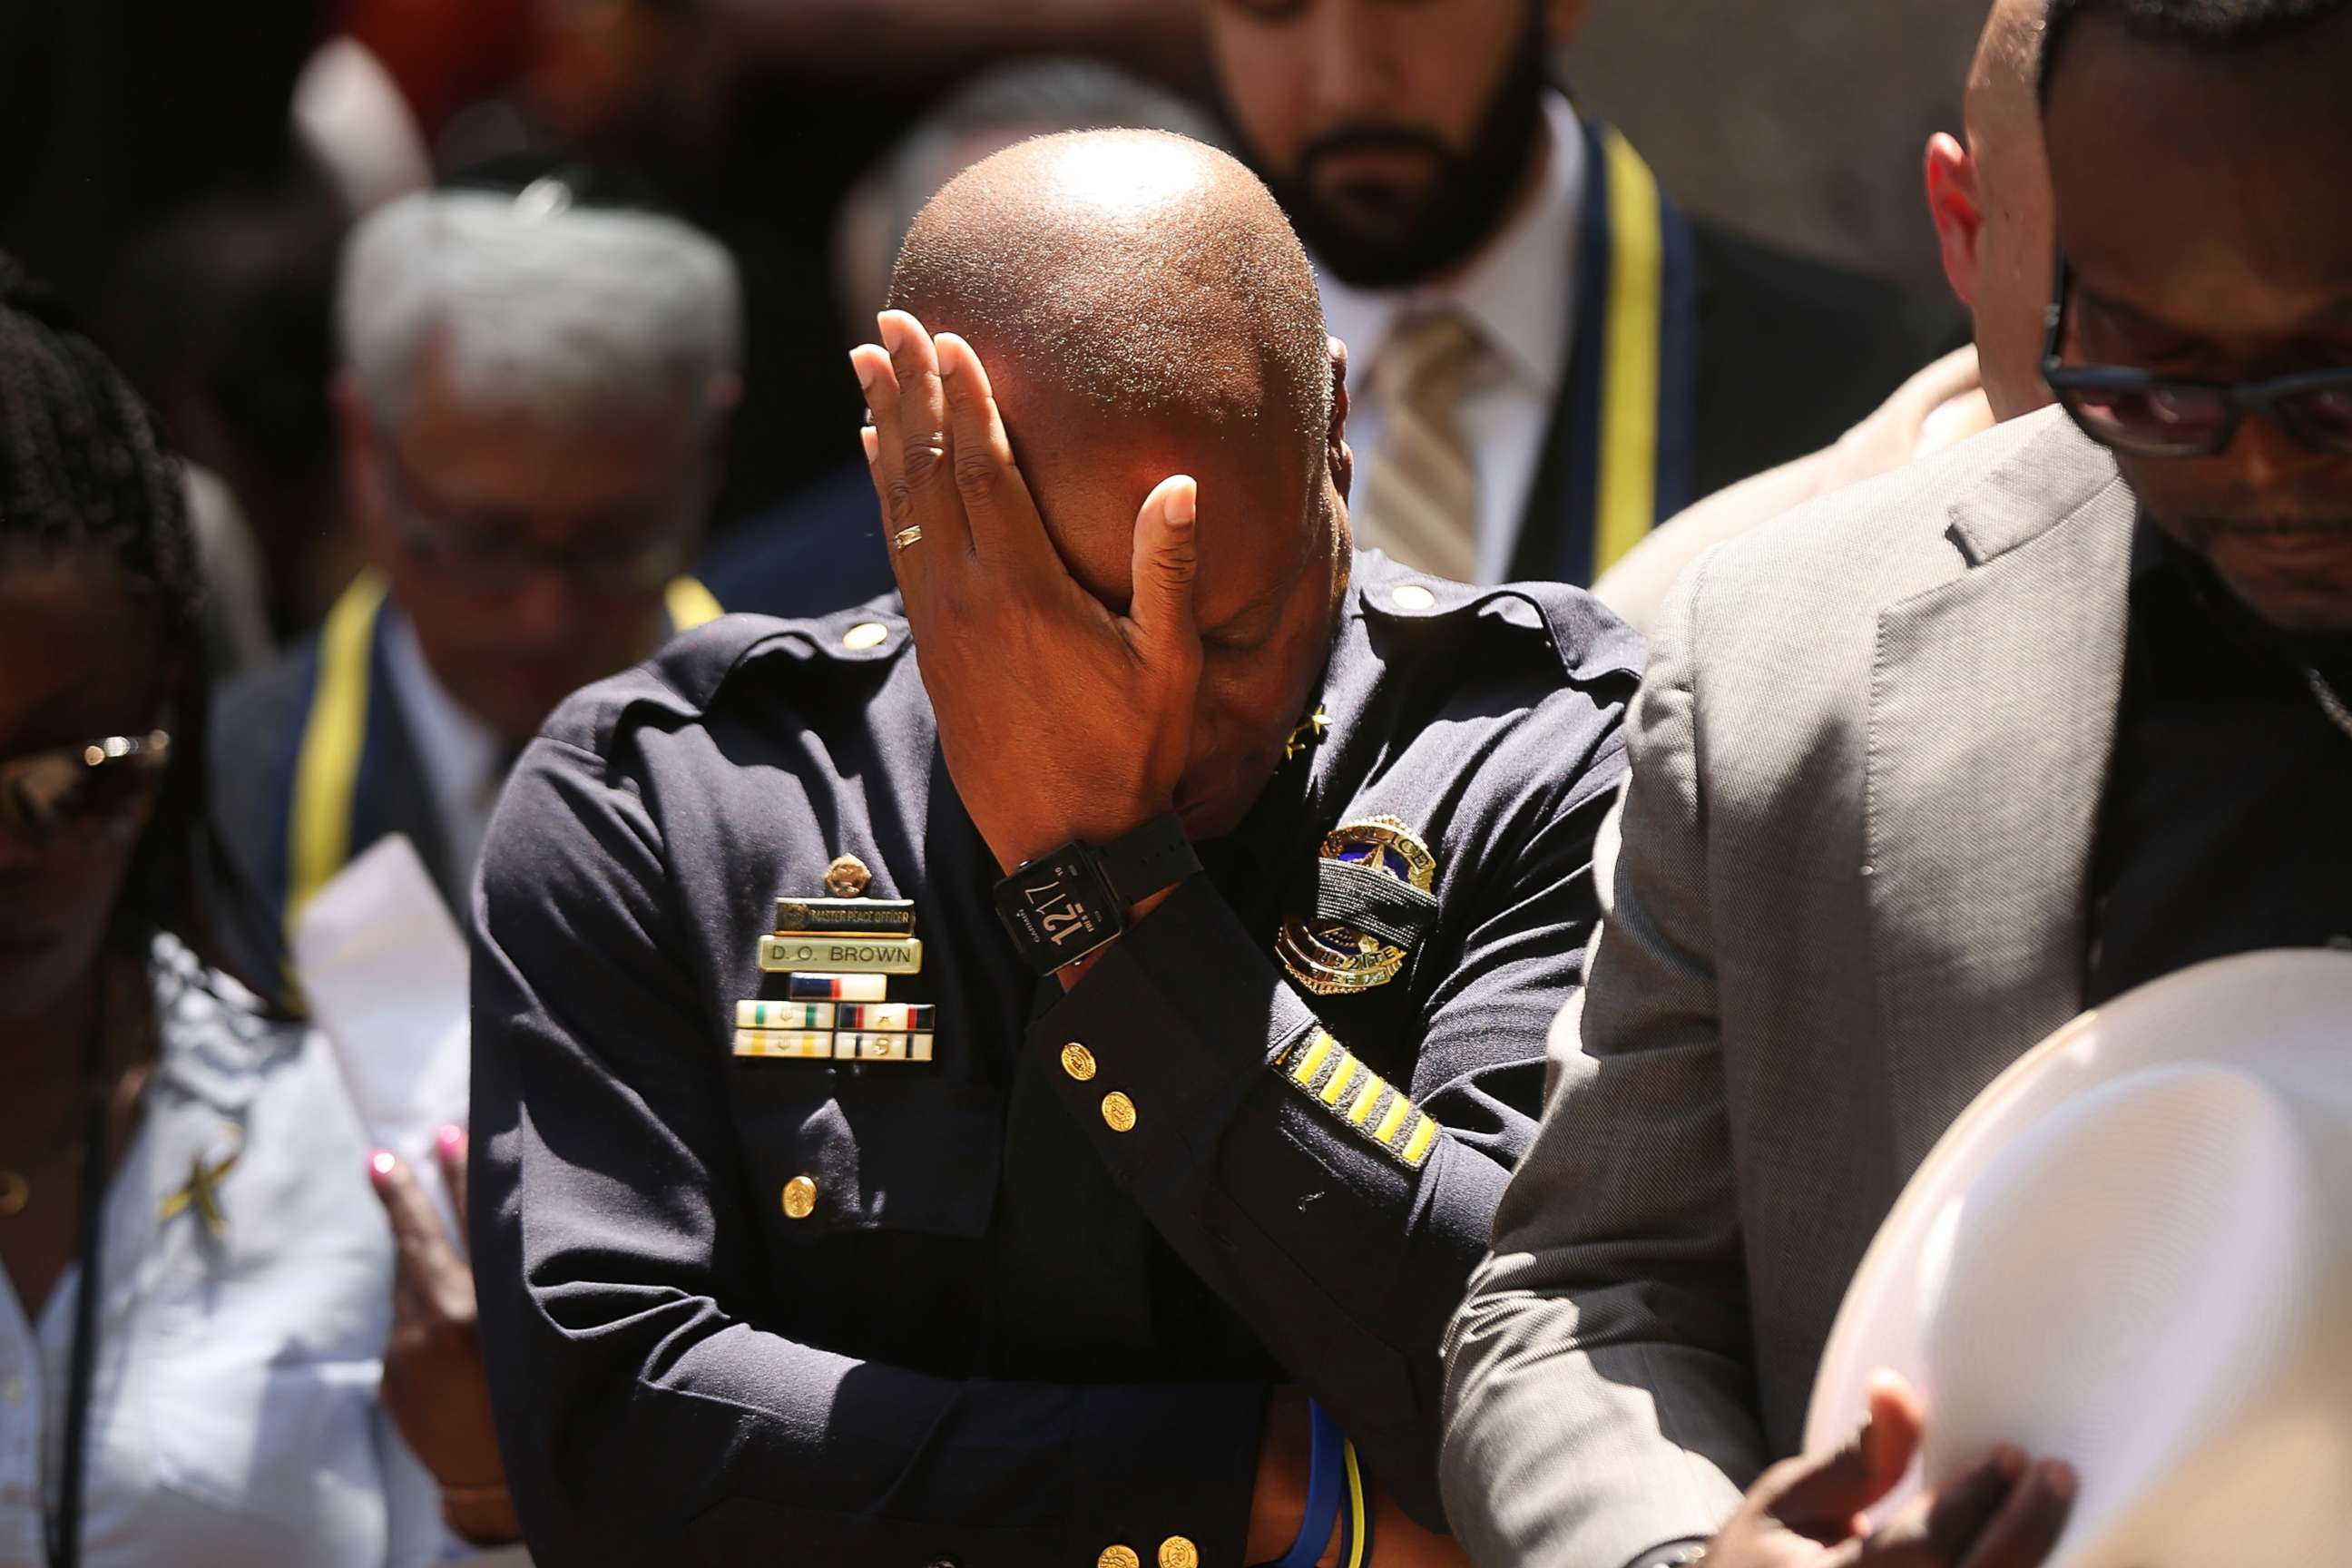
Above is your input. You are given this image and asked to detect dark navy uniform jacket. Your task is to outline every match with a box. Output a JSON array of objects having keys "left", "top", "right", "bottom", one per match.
[{"left": 468, "top": 552, "right": 1640, "bottom": 1567}]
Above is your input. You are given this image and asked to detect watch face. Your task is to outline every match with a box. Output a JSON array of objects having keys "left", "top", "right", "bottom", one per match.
[{"left": 994, "top": 846, "right": 1121, "bottom": 972}]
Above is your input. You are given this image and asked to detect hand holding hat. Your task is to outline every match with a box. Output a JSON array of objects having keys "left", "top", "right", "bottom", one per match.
[
  {"left": 1705, "top": 1370, "right": 2073, "bottom": 1568},
  {"left": 1805, "top": 949, "right": 2352, "bottom": 1568}
]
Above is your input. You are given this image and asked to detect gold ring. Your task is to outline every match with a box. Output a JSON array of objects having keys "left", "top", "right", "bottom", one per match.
[{"left": 892, "top": 524, "right": 924, "bottom": 553}]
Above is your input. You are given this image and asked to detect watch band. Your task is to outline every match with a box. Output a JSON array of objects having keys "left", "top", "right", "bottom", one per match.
[{"left": 1093, "top": 812, "right": 1200, "bottom": 906}]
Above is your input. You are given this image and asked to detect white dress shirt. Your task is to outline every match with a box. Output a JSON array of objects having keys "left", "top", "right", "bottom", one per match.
[
  {"left": 1318, "top": 91, "right": 1588, "bottom": 586},
  {"left": 0, "top": 936, "right": 444, "bottom": 1568},
  {"left": 382, "top": 609, "right": 505, "bottom": 897}
]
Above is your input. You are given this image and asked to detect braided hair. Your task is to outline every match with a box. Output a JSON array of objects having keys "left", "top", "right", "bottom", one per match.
[{"left": 0, "top": 252, "right": 218, "bottom": 965}]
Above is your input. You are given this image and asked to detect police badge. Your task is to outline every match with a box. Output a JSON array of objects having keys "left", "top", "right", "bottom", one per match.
[{"left": 1276, "top": 817, "right": 1438, "bottom": 995}]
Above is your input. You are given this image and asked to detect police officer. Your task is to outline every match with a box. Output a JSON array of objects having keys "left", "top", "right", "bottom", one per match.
[{"left": 469, "top": 131, "right": 1637, "bottom": 1568}]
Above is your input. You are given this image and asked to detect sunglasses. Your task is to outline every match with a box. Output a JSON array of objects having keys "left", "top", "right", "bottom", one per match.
[
  {"left": 0, "top": 730, "right": 172, "bottom": 845},
  {"left": 2043, "top": 255, "right": 2352, "bottom": 459}
]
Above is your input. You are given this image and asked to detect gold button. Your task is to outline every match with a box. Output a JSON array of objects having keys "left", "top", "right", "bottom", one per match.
[
  {"left": 1101, "top": 1092, "right": 1137, "bottom": 1133},
  {"left": 1061, "top": 1043, "right": 1098, "bottom": 1082},
  {"left": 1097, "top": 1549, "right": 1140, "bottom": 1568},
  {"left": 1391, "top": 583, "right": 1436, "bottom": 611},
  {"left": 1157, "top": 1538, "right": 1200, "bottom": 1568},
  {"left": 842, "top": 621, "right": 889, "bottom": 651},
  {"left": 780, "top": 1175, "right": 818, "bottom": 1220}
]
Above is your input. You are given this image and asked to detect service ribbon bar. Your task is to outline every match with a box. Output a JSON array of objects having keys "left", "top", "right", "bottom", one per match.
[
  {"left": 784, "top": 973, "right": 889, "bottom": 1002},
  {"left": 834, "top": 1031, "right": 936, "bottom": 1063},
  {"left": 732, "top": 1028, "right": 833, "bottom": 1060},
  {"left": 834, "top": 1002, "right": 934, "bottom": 1033},
  {"left": 737, "top": 1000, "right": 835, "bottom": 1030}
]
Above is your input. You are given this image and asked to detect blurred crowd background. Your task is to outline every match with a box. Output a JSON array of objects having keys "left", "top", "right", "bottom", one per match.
[{"left": 0, "top": 0, "right": 1978, "bottom": 662}]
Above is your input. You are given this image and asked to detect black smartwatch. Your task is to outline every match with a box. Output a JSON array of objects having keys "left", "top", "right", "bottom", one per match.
[{"left": 991, "top": 813, "right": 1202, "bottom": 975}]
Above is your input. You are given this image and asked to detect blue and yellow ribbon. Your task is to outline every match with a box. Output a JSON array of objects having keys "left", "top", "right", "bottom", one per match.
[
  {"left": 1337, "top": 1437, "right": 1372, "bottom": 1568},
  {"left": 1546, "top": 120, "right": 1700, "bottom": 585}
]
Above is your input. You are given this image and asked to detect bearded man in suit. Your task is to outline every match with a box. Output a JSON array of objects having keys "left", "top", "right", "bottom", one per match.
[
  {"left": 1439, "top": 1, "right": 2352, "bottom": 1564},
  {"left": 1202, "top": 0, "right": 1959, "bottom": 591}
]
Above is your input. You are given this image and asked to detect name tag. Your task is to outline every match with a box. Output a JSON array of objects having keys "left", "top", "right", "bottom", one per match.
[
  {"left": 759, "top": 936, "right": 923, "bottom": 975},
  {"left": 772, "top": 897, "right": 917, "bottom": 935}
]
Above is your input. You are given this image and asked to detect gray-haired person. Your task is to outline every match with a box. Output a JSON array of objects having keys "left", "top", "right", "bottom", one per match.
[{"left": 211, "top": 173, "right": 743, "bottom": 976}]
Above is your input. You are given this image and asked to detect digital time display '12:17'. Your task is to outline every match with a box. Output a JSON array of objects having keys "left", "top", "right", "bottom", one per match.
[
  {"left": 1022, "top": 863, "right": 1108, "bottom": 949},
  {"left": 994, "top": 844, "right": 1126, "bottom": 975}
]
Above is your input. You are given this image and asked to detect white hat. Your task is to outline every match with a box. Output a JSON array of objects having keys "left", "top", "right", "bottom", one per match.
[{"left": 1804, "top": 948, "right": 2352, "bottom": 1565}]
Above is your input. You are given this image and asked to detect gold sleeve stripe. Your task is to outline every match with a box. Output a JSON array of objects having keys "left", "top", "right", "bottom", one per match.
[
  {"left": 1270, "top": 1026, "right": 1439, "bottom": 1172},
  {"left": 1319, "top": 1054, "right": 1359, "bottom": 1106},
  {"left": 1290, "top": 1030, "right": 1336, "bottom": 1085},
  {"left": 1400, "top": 1113, "right": 1440, "bottom": 1169}
]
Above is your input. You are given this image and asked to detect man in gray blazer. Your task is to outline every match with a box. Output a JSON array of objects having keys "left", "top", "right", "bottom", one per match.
[{"left": 1440, "top": 2, "right": 2352, "bottom": 1564}]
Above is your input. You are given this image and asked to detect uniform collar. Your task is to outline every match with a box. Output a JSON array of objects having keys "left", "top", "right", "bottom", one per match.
[
  {"left": 1315, "top": 91, "right": 1587, "bottom": 399},
  {"left": 1350, "top": 551, "right": 1644, "bottom": 688}
]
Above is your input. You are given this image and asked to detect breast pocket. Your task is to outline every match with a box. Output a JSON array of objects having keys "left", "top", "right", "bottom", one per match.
[
  {"left": 733, "top": 1077, "right": 1005, "bottom": 1370},
  {"left": 739, "top": 1078, "right": 1004, "bottom": 1240}
]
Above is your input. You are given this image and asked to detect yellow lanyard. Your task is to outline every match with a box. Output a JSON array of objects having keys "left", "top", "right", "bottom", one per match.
[
  {"left": 1591, "top": 124, "right": 1669, "bottom": 578},
  {"left": 283, "top": 571, "right": 721, "bottom": 936}
]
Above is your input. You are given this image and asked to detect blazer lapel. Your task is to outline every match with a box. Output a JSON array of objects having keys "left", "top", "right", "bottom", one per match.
[{"left": 1862, "top": 417, "right": 2138, "bottom": 1171}]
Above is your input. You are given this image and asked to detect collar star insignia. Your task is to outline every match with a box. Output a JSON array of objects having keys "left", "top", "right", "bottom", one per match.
[{"left": 1283, "top": 704, "right": 1329, "bottom": 764}]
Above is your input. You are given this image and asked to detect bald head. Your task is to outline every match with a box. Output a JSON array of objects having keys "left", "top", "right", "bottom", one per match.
[
  {"left": 888, "top": 131, "right": 1337, "bottom": 597},
  {"left": 1967, "top": 0, "right": 2048, "bottom": 174},
  {"left": 1928, "top": 0, "right": 2057, "bottom": 419},
  {"left": 882, "top": 130, "right": 1352, "bottom": 844}
]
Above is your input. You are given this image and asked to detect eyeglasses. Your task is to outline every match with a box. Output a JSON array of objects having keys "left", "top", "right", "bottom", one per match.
[
  {"left": 2042, "top": 255, "right": 2352, "bottom": 459},
  {"left": 377, "top": 437, "right": 695, "bottom": 598},
  {"left": 0, "top": 730, "right": 172, "bottom": 845}
]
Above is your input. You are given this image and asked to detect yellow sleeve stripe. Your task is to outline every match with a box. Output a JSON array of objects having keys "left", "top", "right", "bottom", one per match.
[
  {"left": 1400, "top": 1113, "right": 1440, "bottom": 1170},
  {"left": 1318, "top": 1054, "right": 1359, "bottom": 1106},
  {"left": 1290, "top": 1030, "right": 1335, "bottom": 1085},
  {"left": 1270, "top": 1026, "right": 1439, "bottom": 1172}
]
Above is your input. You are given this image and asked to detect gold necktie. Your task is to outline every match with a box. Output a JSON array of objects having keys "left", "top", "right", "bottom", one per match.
[{"left": 1352, "top": 310, "right": 1485, "bottom": 582}]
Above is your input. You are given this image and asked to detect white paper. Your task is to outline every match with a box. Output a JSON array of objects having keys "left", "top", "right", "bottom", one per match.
[{"left": 290, "top": 833, "right": 470, "bottom": 1237}]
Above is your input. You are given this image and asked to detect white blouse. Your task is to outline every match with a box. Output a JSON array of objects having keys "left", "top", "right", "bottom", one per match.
[{"left": 0, "top": 936, "right": 445, "bottom": 1568}]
